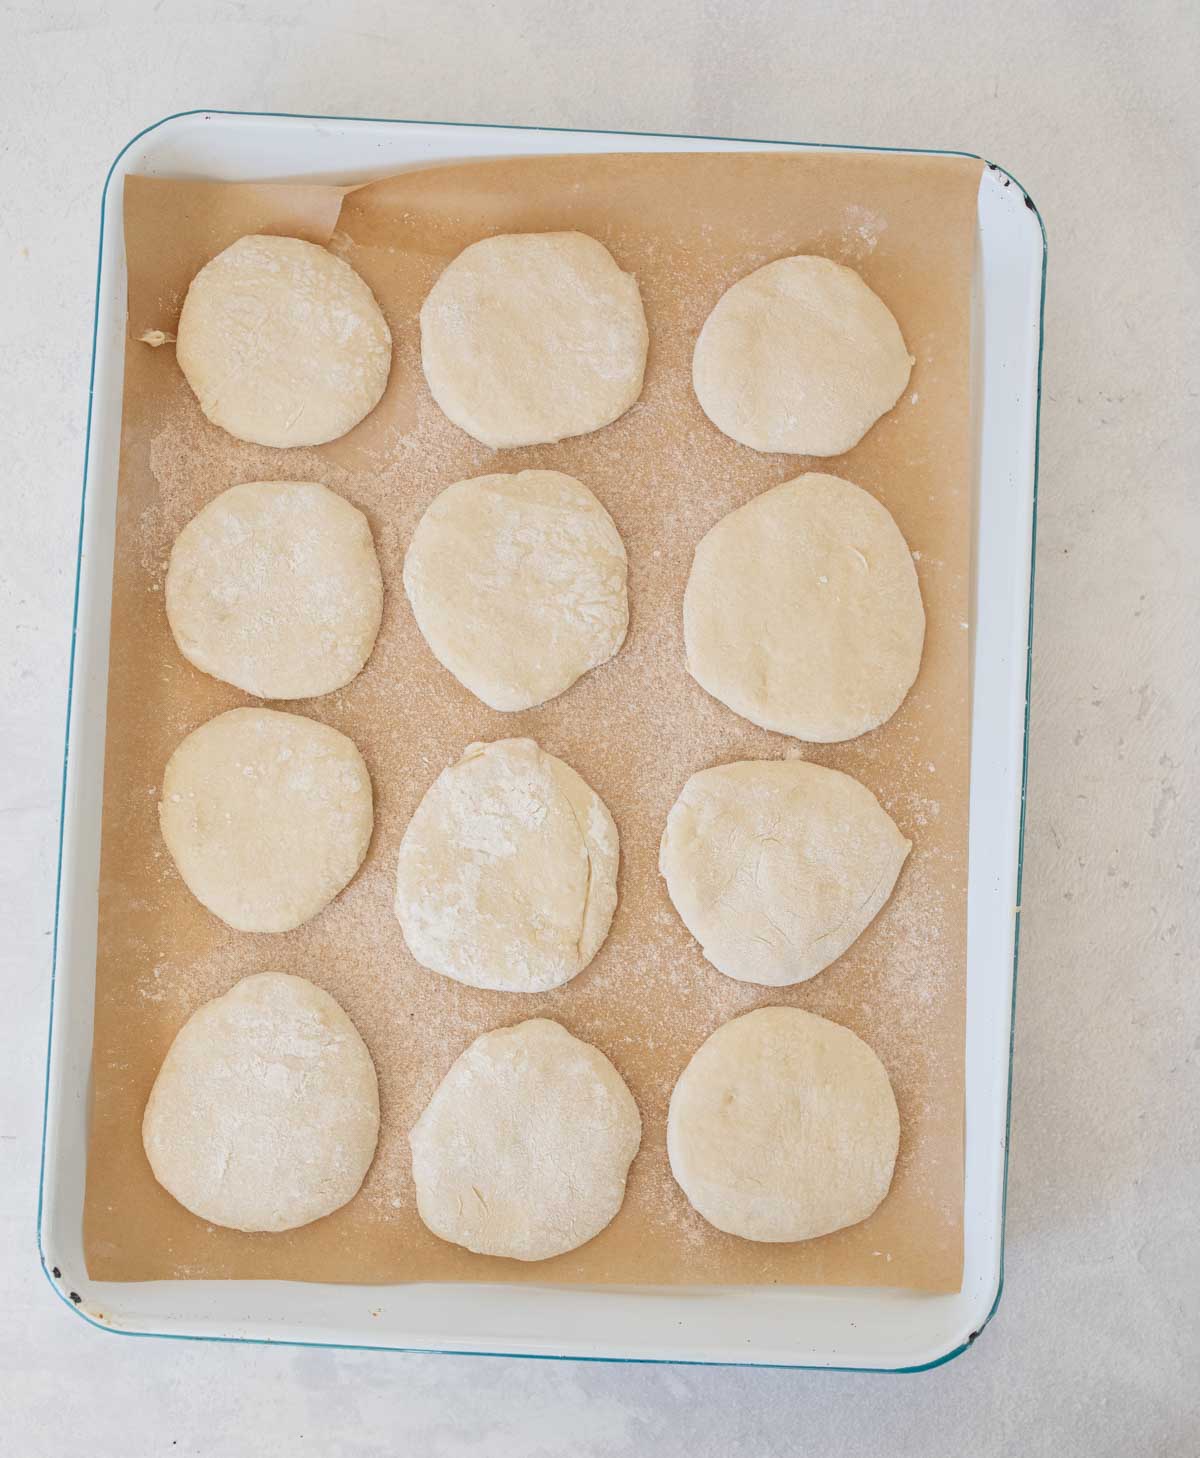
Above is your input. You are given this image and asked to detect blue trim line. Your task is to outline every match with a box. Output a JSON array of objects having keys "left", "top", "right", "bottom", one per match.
[{"left": 39, "top": 109, "right": 1045, "bottom": 1375}]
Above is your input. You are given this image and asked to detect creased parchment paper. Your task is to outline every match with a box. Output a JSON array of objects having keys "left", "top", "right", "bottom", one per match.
[{"left": 85, "top": 150, "right": 981, "bottom": 1290}]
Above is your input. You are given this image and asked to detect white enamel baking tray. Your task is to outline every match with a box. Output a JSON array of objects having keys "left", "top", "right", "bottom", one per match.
[{"left": 38, "top": 110, "right": 1044, "bottom": 1371}]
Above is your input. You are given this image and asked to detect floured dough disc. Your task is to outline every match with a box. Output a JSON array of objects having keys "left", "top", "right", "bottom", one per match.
[
  {"left": 668, "top": 1007, "right": 899, "bottom": 1243},
  {"left": 660, "top": 759, "right": 910, "bottom": 986},
  {"left": 143, "top": 972, "right": 379, "bottom": 1233},
  {"left": 403, "top": 470, "right": 628, "bottom": 711},
  {"left": 684, "top": 473, "right": 925, "bottom": 742},
  {"left": 409, "top": 1018, "right": 641, "bottom": 1260},
  {"left": 419, "top": 231, "right": 648, "bottom": 448},
  {"left": 166, "top": 481, "right": 383, "bottom": 700},
  {"left": 176, "top": 234, "right": 392, "bottom": 447},
  {"left": 159, "top": 707, "right": 373, "bottom": 933},
  {"left": 692, "top": 254, "right": 913, "bottom": 455},
  {"left": 395, "top": 739, "right": 618, "bottom": 993}
]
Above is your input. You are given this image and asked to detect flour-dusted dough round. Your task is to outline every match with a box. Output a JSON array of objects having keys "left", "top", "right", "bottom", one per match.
[
  {"left": 419, "top": 231, "right": 649, "bottom": 448},
  {"left": 395, "top": 739, "right": 618, "bottom": 993},
  {"left": 684, "top": 473, "right": 925, "bottom": 742},
  {"left": 410, "top": 1018, "right": 641, "bottom": 1260},
  {"left": 166, "top": 481, "right": 383, "bottom": 700},
  {"left": 660, "top": 759, "right": 911, "bottom": 987},
  {"left": 668, "top": 1007, "right": 899, "bottom": 1243},
  {"left": 403, "top": 470, "right": 628, "bottom": 711},
  {"left": 159, "top": 708, "right": 373, "bottom": 933},
  {"left": 176, "top": 234, "right": 392, "bottom": 448},
  {"left": 142, "top": 973, "right": 379, "bottom": 1233},
  {"left": 693, "top": 254, "right": 914, "bottom": 456}
]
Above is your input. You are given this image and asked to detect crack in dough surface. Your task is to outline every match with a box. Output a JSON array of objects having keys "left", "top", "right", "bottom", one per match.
[{"left": 395, "top": 739, "right": 619, "bottom": 993}]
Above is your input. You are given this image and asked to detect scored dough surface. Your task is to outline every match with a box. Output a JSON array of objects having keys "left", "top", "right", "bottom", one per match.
[
  {"left": 692, "top": 253, "right": 914, "bottom": 455},
  {"left": 176, "top": 234, "right": 392, "bottom": 448},
  {"left": 142, "top": 972, "right": 379, "bottom": 1233},
  {"left": 409, "top": 1018, "right": 641, "bottom": 1261},
  {"left": 668, "top": 1006, "right": 900, "bottom": 1243},
  {"left": 684, "top": 472, "right": 925, "bottom": 743},
  {"left": 394, "top": 738, "right": 619, "bottom": 993},
  {"left": 419, "top": 231, "right": 648, "bottom": 448},
  {"left": 166, "top": 480, "right": 383, "bottom": 700},
  {"left": 159, "top": 707, "right": 374, "bottom": 934},
  {"left": 659, "top": 759, "right": 911, "bottom": 986},
  {"left": 403, "top": 469, "right": 628, "bottom": 711}
]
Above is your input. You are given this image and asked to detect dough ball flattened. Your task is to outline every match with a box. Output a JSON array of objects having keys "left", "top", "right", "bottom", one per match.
[
  {"left": 419, "top": 232, "right": 649, "bottom": 449},
  {"left": 404, "top": 470, "right": 628, "bottom": 711},
  {"left": 176, "top": 235, "right": 392, "bottom": 448},
  {"left": 684, "top": 473, "right": 925, "bottom": 742},
  {"left": 166, "top": 481, "right": 383, "bottom": 700},
  {"left": 410, "top": 1018, "right": 641, "bottom": 1261},
  {"left": 660, "top": 759, "right": 911, "bottom": 987},
  {"left": 143, "top": 973, "right": 379, "bottom": 1233},
  {"left": 668, "top": 1007, "right": 899, "bottom": 1243},
  {"left": 693, "top": 254, "right": 914, "bottom": 456},
  {"left": 160, "top": 708, "right": 373, "bottom": 933},
  {"left": 395, "top": 739, "right": 618, "bottom": 993}
]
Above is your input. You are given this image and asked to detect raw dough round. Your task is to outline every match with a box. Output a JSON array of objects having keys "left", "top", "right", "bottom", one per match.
[
  {"left": 684, "top": 473, "right": 925, "bottom": 742},
  {"left": 660, "top": 759, "right": 911, "bottom": 986},
  {"left": 160, "top": 707, "right": 373, "bottom": 933},
  {"left": 166, "top": 481, "right": 383, "bottom": 700},
  {"left": 394, "top": 739, "right": 618, "bottom": 992},
  {"left": 692, "top": 254, "right": 914, "bottom": 455},
  {"left": 409, "top": 1018, "right": 641, "bottom": 1260},
  {"left": 668, "top": 1007, "right": 899, "bottom": 1243},
  {"left": 176, "top": 234, "right": 392, "bottom": 448},
  {"left": 419, "top": 231, "right": 648, "bottom": 448},
  {"left": 143, "top": 972, "right": 379, "bottom": 1233},
  {"left": 403, "top": 470, "right": 628, "bottom": 711}
]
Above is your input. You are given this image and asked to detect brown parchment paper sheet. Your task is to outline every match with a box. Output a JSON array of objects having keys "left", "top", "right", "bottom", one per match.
[{"left": 85, "top": 151, "right": 981, "bottom": 1291}]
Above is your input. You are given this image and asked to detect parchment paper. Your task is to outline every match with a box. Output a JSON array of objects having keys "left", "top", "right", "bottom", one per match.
[{"left": 85, "top": 150, "right": 980, "bottom": 1290}]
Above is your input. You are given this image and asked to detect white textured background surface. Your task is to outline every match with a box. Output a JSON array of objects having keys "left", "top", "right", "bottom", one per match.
[{"left": 2, "top": 2, "right": 1197, "bottom": 1453}]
